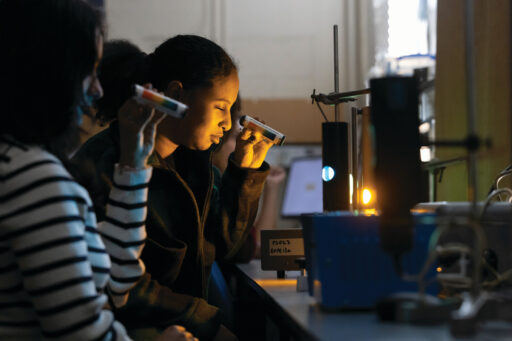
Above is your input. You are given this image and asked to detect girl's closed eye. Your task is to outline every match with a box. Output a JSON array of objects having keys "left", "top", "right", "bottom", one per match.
[{"left": 216, "top": 106, "right": 226, "bottom": 111}]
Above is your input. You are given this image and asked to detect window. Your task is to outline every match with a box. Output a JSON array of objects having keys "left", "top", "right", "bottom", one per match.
[{"left": 373, "top": 0, "right": 437, "bottom": 66}]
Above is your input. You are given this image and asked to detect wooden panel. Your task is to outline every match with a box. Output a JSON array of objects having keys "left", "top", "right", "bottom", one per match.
[
  {"left": 435, "top": 0, "right": 511, "bottom": 201},
  {"left": 242, "top": 98, "right": 333, "bottom": 144}
]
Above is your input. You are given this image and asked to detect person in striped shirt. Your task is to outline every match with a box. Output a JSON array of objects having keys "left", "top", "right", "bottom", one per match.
[{"left": 0, "top": 0, "right": 195, "bottom": 340}]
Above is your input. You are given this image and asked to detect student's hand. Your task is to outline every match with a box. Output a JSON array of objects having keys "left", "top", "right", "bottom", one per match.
[
  {"left": 266, "top": 165, "right": 286, "bottom": 188},
  {"left": 118, "top": 84, "right": 166, "bottom": 168},
  {"left": 233, "top": 117, "right": 274, "bottom": 169},
  {"left": 156, "top": 325, "right": 197, "bottom": 341},
  {"left": 213, "top": 324, "right": 238, "bottom": 341}
]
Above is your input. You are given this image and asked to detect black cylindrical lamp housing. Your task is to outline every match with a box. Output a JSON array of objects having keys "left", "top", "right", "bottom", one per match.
[
  {"left": 370, "top": 76, "right": 421, "bottom": 255},
  {"left": 322, "top": 122, "right": 350, "bottom": 211}
]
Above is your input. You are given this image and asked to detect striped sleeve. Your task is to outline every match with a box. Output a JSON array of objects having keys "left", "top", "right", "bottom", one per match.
[
  {"left": 0, "top": 153, "right": 133, "bottom": 340},
  {"left": 98, "top": 164, "right": 152, "bottom": 307}
]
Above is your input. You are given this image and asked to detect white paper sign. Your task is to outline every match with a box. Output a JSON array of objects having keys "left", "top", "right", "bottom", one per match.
[{"left": 269, "top": 238, "right": 304, "bottom": 256}]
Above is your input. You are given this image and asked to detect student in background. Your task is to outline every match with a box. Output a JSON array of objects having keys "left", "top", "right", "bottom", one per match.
[
  {"left": 0, "top": 0, "right": 194, "bottom": 340},
  {"left": 74, "top": 37, "right": 274, "bottom": 340},
  {"left": 213, "top": 95, "right": 287, "bottom": 262}
]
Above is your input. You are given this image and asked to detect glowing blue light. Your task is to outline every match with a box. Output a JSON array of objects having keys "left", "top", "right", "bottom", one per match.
[{"left": 322, "top": 166, "right": 335, "bottom": 182}]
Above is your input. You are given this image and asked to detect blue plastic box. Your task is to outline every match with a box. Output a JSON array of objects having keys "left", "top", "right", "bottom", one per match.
[{"left": 301, "top": 212, "right": 438, "bottom": 309}]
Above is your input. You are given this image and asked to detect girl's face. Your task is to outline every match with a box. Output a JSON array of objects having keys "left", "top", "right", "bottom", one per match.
[
  {"left": 212, "top": 116, "right": 241, "bottom": 173},
  {"left": 174, "top": 71, "right": 239, "bottom": 150}
]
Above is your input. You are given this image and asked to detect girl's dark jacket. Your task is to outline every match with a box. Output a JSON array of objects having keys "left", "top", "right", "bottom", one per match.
[{"left": 73, "top": 122, "right": 269, "bottom": 340}]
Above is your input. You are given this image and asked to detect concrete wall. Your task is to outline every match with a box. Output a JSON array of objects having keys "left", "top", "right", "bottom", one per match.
[
  {"left": 103, "top": 0, "right": 372, "bottom": 143},
  {"left": 105, "top": 0, "right": 344, "bottom": 99}
]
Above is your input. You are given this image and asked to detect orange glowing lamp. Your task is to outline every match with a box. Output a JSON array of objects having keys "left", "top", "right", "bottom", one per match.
[{"left": 362, "top": 188, "right": 372, "bottom": 205}]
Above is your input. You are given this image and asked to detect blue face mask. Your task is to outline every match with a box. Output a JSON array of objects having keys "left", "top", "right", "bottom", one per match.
[{"left": 76, "top": 92, "right": 96, "bottom": 126}]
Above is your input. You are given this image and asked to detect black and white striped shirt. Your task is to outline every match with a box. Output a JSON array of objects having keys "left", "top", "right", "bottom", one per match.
[{"left": 0, "top": 140, "right": 151, "bottom": 340}]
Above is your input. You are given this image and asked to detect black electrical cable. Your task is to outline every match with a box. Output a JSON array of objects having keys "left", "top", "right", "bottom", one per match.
[{"left": 315, "top": 101, "right": 329, "bottom": 122}]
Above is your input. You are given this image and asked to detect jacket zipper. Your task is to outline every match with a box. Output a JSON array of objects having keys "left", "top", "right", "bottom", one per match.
[
  {"left": 161, "top": 159, "right": 215, "bottom": 299},
  {"left": 199, "top": 157, "right": 214, "bottom": 298}
]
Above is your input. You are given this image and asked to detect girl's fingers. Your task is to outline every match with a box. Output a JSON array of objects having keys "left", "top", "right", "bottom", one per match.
[
  {"left": 172, "top": 325, "right": 186, "bottom": 332},
  {"left": 243, "top": 130, "right": 265, "bottom": 145},
  {"left": 143, "top": 111, "right": 165, "bottom": 140},
  {"left": 250, "top": 130, "right": 263, "bottom": 141},
  {"left": 239, "top": 127, "right": 266, "bottom": 144},
  {"left": 254, "top": 138, "right": 274, "bottom": 156},
  {"left": 238, "top": 128, "right": 252, "bottom": 141},
  {"left": 152, "top": 110, "right": 167, "bottom": 125},
  {"left": 138, "top": 106, "right": 156, "bottom": 132},
  {"left": 144, "top": 110, "right": 165, "bottom": 130}
]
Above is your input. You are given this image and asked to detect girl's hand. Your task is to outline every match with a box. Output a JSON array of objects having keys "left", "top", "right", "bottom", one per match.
[
  {"left": 118, "top": 84, "right": 166, "bottom": 168},
  {"left": 232, "top": 117, "right": 274, "bottom": 169},
  {"left": 156, "top": 325, "right": 198, "bottom": 341},
  {"left": 266, "top": 165, "right": 286, "bottom": 187}
]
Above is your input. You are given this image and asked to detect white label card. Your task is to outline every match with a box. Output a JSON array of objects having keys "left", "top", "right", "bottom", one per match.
[{"left": 269, "top": 238, "right": 304, "bottom": 256}]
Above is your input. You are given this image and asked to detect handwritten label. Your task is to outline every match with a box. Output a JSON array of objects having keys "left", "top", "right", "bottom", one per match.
[{"left": 269, "top": 238, "right": 304, "bottom": 256}]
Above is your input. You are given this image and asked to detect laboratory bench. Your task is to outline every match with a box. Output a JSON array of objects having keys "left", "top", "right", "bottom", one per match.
[{"left": 222, "top": 260, "right": 512, "bottom": 341}]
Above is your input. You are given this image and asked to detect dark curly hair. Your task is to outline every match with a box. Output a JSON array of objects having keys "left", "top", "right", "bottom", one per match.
[
  {"left": 96, "top": 35, "right": 238, "bottom": 124},
  {"left": 0, "top": 0, "right": 104, "bottom": 156}
]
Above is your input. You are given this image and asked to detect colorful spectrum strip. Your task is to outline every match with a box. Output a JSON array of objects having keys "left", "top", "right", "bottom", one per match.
[{"left": 141, "top": 89, "right": 178, "bottom": 110}]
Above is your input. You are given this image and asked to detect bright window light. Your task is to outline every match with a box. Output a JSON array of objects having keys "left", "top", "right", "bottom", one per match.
[{"left": 387, "top": 0, "right": 429, "bottom": 58}]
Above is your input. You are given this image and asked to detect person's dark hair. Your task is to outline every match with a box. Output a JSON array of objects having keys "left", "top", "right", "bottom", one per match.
[
  {"left": 231, "top": 93, "right": 242, "bottom": 119},
  {"left": 95, "top": 40, "right": 149, "bottom": 124},
  {"left": 0, "top": 0, "right": 103, "bottom": 155},
  {"left": 96, "top": 35, "right": 238, "bottom": 124}
]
